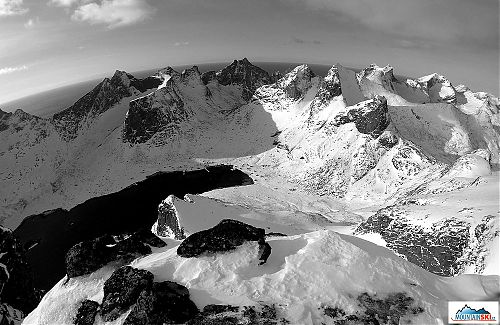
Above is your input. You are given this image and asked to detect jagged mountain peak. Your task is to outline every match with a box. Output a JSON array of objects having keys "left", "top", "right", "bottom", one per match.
[
  {"left": 275, "top": 64, "right": 316, "bottom": 100},
  {"left": 157, "top": 66, "right": 180, "bottom": 78},
  {"left": 214, "top": 58, "right": 272, "bottom": 100},
  {"left": 416, "top": 72, "right": 457, "bottom": 104},
  {"left": 357, "top": 63, "right": 397, "bottom": 89}
]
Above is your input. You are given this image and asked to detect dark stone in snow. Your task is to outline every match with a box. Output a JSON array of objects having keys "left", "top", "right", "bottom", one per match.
[
  {"left": 378, "top": 131, "right": 399, "bottom": 148},
  {"left": 65, "top": 230, "right": 158, "bottom": 278},
  {"left": 100, "top": 266, "right": 154, "bottom": 322},
  {"left": 177, "top": 219, "right": 271, "bottom": 263},
  {"left": 73, "top": 299, "right": 99, "bottom": 325},
  {"left": 65, "top": 235, "right": 116, "bottom": 279},
  {"left": 124, "top": 281, "right": 198, "bottom": 325}
]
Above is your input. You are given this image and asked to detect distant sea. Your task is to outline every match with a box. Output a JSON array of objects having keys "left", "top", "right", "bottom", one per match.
[{"left": 0, "top": 62, "right": 336, "bottom": 118}]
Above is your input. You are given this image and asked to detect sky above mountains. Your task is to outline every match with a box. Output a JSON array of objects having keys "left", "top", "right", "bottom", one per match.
[{"left": 0, "top": 0, "right": 498, "bottom": 104}]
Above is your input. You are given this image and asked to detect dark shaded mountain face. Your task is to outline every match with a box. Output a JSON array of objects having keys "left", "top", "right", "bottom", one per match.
[
  {"left": 52, "top": 71, "right": 162, "bottom": 140},
  {"left": 122, "top": 59, "right": 276, "bottom": 144},
  {"left": 13, "top": 165, "right": 252, "bottom": 291},
  {"left": 204, "top": 58, "right": 272, "bottom": 100}
]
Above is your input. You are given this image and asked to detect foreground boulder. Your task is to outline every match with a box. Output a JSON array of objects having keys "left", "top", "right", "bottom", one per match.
[
  {"left": 177, "top": 219, "right": 271, "bottom": 264},
  {"left": 73, "top": 300, "right": 99, "bottom": 325},
  {"left": 65, "top": 230, "right": 165, "bottom": 278},
  {"left": 124, "top": 281, "right": 198, "bottom": 325},
  {"left": 99, "top": 266, "right": 154, "bottom": 322},
  {"left": 0, "top": 227, "right": 38, "bottom": 314}
]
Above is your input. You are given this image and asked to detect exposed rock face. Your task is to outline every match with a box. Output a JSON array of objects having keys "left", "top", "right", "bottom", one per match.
[
  {"left": 100, "top": 266, "right": 154, "bottom": 322},
  {"left": 276, "top": 64, "right": 315, "bottom": 100},
  {"left": 124, "top": 281, "right": 198, "bottom": 325},
  {"left": 187, "top": 304, "right": 287, "bottom": 325},
  {"left": 355, "top": 207, "right": 472, "bottom": 276},
  {"left": 65, "top": 230, "right": 164, "bottom": 278},
  {"left": 209, "top": 58, "right": 272, "bottom": 100},
  {"left": 378, "top": 130, "right": 399, "bottom": 148},
  {"left": 0, "top": 109, "right": 12, "bottom": 132},
  {"left": 347, "top": 95, "right": 390, "bottom": 136},
  {"left": 309, "top": 66, "right": 342, "bottom": 117},
  {"left": 323, "top": 292, "right": 424, "bottom": 325},
  {"left": 177, "top": 219, "right": 271, "bottom": 263},
  {"left": 0, "top": 109, "right": 52, "bottom": 142},
  {"left": 151, "top": 195, "right": 185, "bottom": 239},
  {"left": 52, "top": 70, "right": 160, "bottom": 140},
  {"left": 0, "top": 227, "right": 37, "bottom": 314},
  {"left": 270, "top": 71, "right": 283, "bottom": 84},
  {"left": 73, "top": 300, "right": 99, "bottom": 325},
  {"left": 123, "top": 80, "right": 188, "bottom": 144},
  {"left": 333, "top": 96, "right": 390, "bottom": 137},
  {"left": 0, "top": 302, "right": 24, "bottom": 325}
]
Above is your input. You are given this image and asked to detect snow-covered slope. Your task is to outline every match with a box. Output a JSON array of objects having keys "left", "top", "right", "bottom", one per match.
[{"left": 23, "top": 215, "right": 499, "bottom": 325}]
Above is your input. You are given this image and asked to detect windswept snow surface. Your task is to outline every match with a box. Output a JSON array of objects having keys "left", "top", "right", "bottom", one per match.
[{"left": 23, "top": 228, "right": 499, "bottom": 325}]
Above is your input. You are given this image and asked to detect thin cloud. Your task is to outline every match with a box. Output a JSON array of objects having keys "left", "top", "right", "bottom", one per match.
[
  {"left": 174, "top": 41, "right": 189, "bottom": 46},
  {"left": 71, "top": 0, "right": 155, "bottom": 29},
  {"left": 284, "top": 0, "right": 498, "bottom": 47},
  {"left": 49, "top": 0, "right": 80, "bottom": 7},
  {"left": 0, "top": 0, "right": 28, "bottom": 16},
  {"left": 291, "top": 37, "right": 321, "bottom": 45},
  {"left": 0, "top": 65, "right": 28, "bottom": 75}
]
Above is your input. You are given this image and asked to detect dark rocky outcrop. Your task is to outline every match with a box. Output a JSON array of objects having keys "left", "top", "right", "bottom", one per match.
[
  {"left": 186, "top": 304, "right": 287, "bottom": 325},
  {"left": 124, "top": 281, "right": 198, "bottom": 325},
  {"left": 333, "top": 96, "right": 390, "bottom": 137},
  {"left": 310, "top": 66, "right": 342, "bottom": 113},
  {"left": 65, "top": 230, "right": 164, "bottom": 279},
  {"left": 0, "top": 227, "right": 38, "bottom": 313},
  {"left": 0, "top": 109, "right": 12, "bottom": 132},
  {"left": 73, "top": 299, "right": 99, "bottom": 325},
  {"left": 378, "top": 130, "right": 399, "bottom": 148},
  {"left": 270, "top": 71, "right": 283, "bottom": 84},
  {"left": 130, "top": 76, "right": 162, "bottom": 93},
  {"left": 100, "top": 266, "right": 154, "bottom": 322},
  {"left": 355, "top": 206, "right": 471, "bottom": 276},
  {"left": 347, "top": 96, "right": 390, "bottom": 136},
  {"left": 322, "top": 292, "right": 424, "bottom": 325},
  {"left": 177, "top": 219, "right": 271, "bottom": 264},
  {"left": 153, "top": 195, "right": 186, "bottom": 239}
]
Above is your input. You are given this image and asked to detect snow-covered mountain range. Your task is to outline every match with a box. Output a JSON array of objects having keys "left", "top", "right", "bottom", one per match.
[{"left": 0, "top": 59, "right": 498, "bottom": 324}]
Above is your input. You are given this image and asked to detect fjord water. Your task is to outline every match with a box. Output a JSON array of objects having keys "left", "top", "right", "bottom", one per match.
[{"left": 13, "top": 165, "right": 253, "bottom": 291}]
